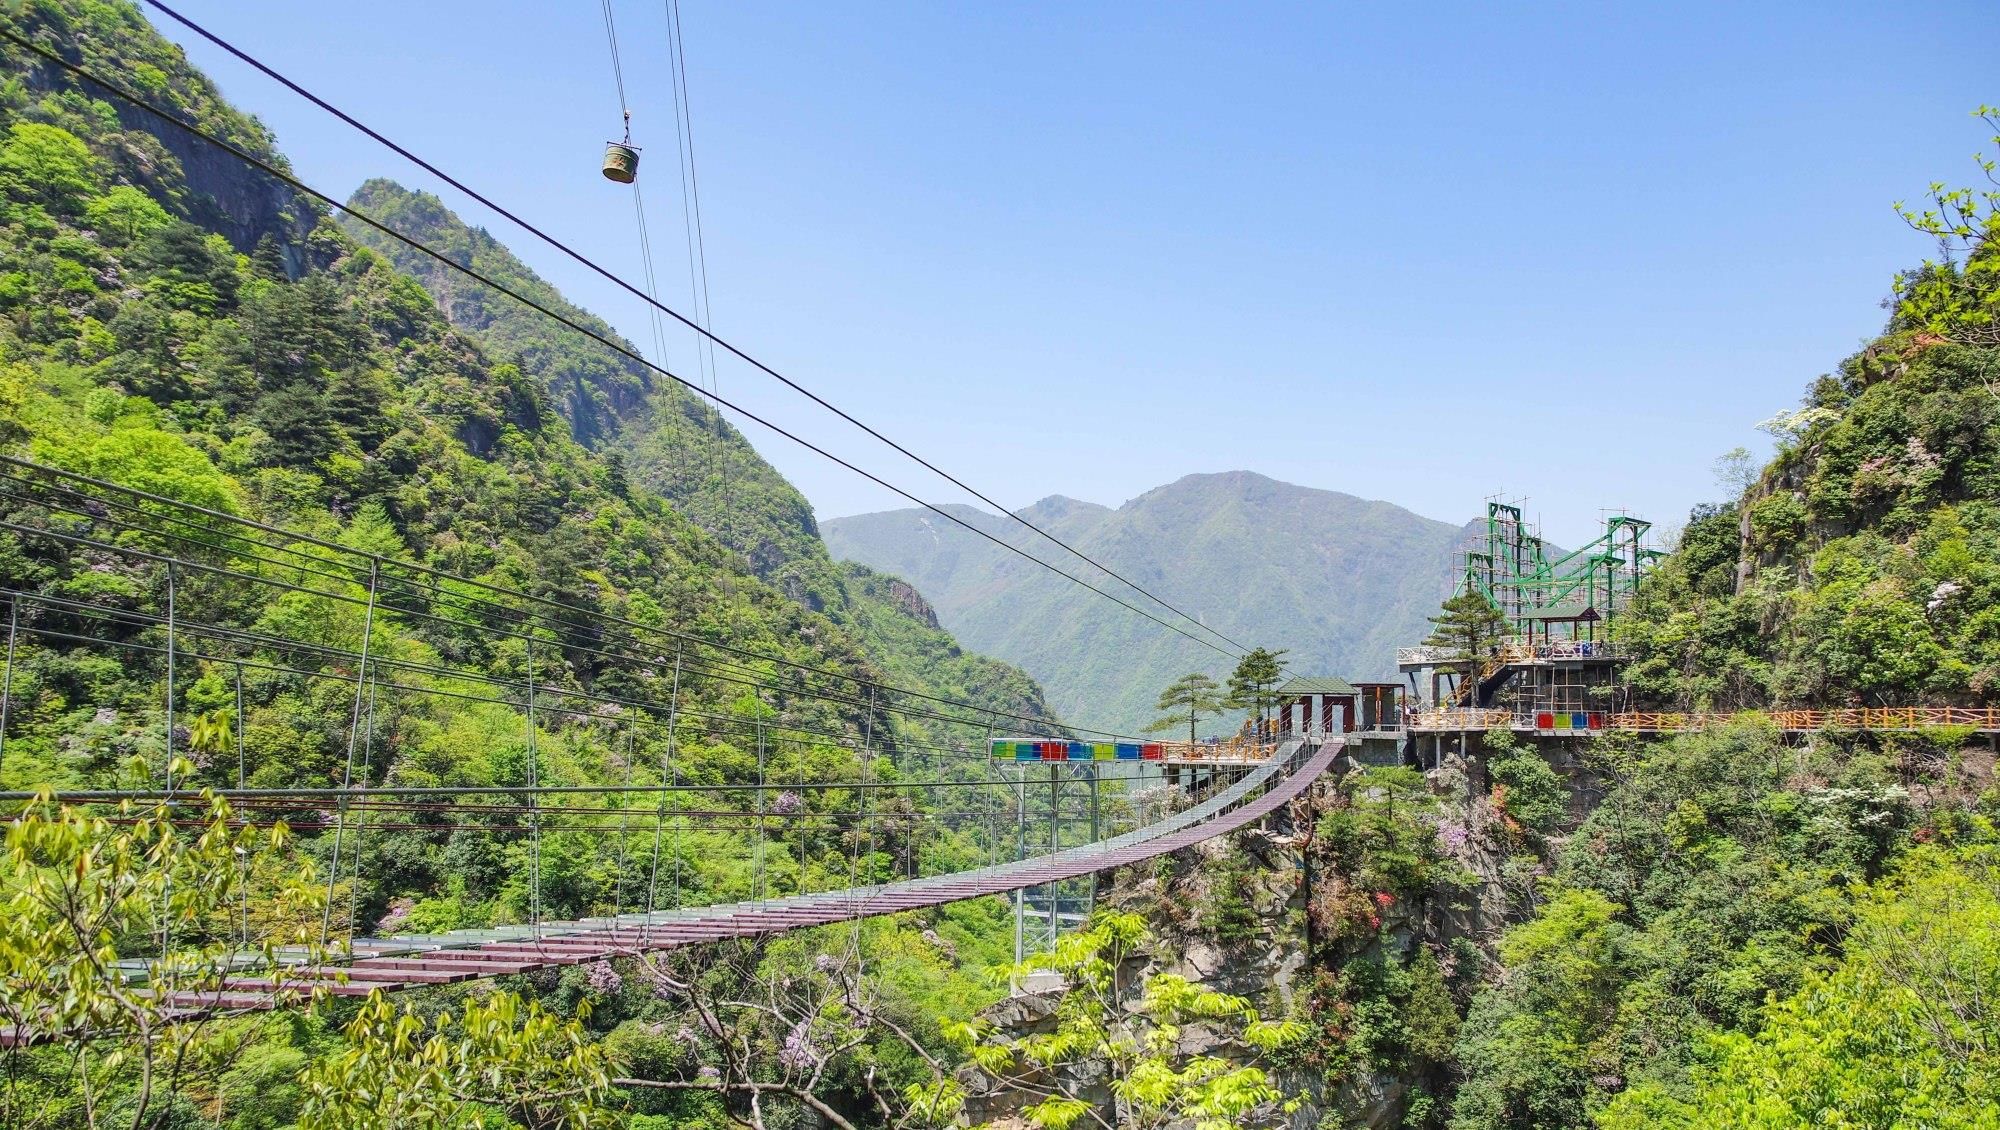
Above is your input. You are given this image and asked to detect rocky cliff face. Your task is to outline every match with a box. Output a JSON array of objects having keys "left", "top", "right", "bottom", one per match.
[
  {"left": 965, "top": 740, "right": 1588, "bottom": 1130},
  {"left": 14, "top": 4, "right": 314, "bottom": 260},
  {"left": 961, "top": 826, "right": 1318, "bottom": 1129}
]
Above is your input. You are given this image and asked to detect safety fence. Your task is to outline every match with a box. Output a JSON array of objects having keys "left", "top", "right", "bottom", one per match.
[
  {"left": 1397, "top": 639, "right": 1630, "bottom": 667},
  {"left": 990, "top": 735, "right": 1279, "bottom": 765},
  {"left": 1410, "top": 707, "right": 2000, "bottom": 734}
]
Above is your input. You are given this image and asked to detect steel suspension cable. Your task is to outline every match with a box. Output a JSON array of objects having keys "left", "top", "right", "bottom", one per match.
[
  {"left": 134, "top": 0, "right": 1250, "bottom": 660},
  {"left": 596, "top": 0, "right": 632, "bottom": 140},
  {"left": 0, "top": 486, "right": 1102, "bottom": 740},
  {"left": 0, "top": 32, "right": 1239, "bottom": 663},
  {"left": 662, "top": 0, "right": 725, "bottom": 498},
  {"left": 0, "top": 451, "right": 1106, "bottom": 740}
]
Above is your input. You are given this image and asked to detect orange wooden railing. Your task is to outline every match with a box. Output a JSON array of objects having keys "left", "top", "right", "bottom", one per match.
[{"left": 1409, "top": 707, "right": 2000, "bottom": 734}]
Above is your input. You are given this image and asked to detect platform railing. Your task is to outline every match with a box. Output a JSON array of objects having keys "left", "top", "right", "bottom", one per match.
[
  {"left": 1408, "top": 706, "right": 2000, "bottom": 734},
  {"left": 1398, "top": 638, "right": 1630, "bottom": 667}
]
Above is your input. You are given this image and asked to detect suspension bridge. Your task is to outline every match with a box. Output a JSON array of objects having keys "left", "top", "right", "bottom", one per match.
[
  {"left": 0, "top": 458, "right": 1341, "bottom": 1032},
  {"left": 151, "top": 737, "right": 1336, "bottom": 1012}
]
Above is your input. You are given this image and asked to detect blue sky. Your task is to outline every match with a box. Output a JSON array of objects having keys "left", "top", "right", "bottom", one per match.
[{"left": 158, "top": 0, "right": 1997, "bottom": 548}]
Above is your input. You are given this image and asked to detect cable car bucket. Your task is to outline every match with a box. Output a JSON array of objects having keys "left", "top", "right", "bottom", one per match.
[
  {"left": 602, "top": 110, "right": 640, "bottom": 184},
  {"left": 602, "top": 140, "right": 640, "bottom": 183}
]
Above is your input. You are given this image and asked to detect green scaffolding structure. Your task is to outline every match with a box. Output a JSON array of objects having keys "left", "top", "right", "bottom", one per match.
[{"left": 1462, "top": 502, "right": 1664, "bottom": 639}]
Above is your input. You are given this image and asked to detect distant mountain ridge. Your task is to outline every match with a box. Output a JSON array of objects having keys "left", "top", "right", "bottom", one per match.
[{"left": 825, "top": 472, "right": 1468, "bottom": 733}]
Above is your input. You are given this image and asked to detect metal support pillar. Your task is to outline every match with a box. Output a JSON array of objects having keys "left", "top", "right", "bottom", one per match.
[
  {"left": 1012, "top": 760, "right": 1027, "bottom": 985},
  {"left": 0, "top": 596, "right": 18, "bottom": 778},
  {"left": 1086, "top": 764, "right": 1101, "bottom": 911},
  {"left": 754, "top": 716, "right": 766, "bottom": 904},
  {"left": 1047, "top": 763, "right": 1059, "bottom": 939}
]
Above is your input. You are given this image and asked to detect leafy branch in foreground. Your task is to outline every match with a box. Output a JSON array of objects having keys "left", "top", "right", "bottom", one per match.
[
  {"left": 1894, "top": 105, "right": 2000, "bottom": 346},
  {"left": 952, "top": 911, "right": 1304, "bottom": 1130},
  {"left": 615, "top": 939, "right": 963, "bottom": 1130},
  {"left": 0, "top": 763, "right": 329, "bottom": 1129},
  {"left": 297, "top": 990, "right": 617, "bottom": 1130}
]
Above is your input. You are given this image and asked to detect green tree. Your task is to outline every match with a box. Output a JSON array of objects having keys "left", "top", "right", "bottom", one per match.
[
  {"left": 1450, "top": 888, "right": 1629, "bottom": 1130},
  {"left": 1143, "top": 672, "right": 1227, "bottom": 742},
  {"left": 1484, "top": 732, "right": 1568, "bottom": 834},
  {"left": 952, "top": 911, "right": 1303, "bottom": 1130},
  {"left": 1226, "top": 647, "right": 1289, "bottom": 734},
  {"left": 83, "top": 185, "right": 172, "bottom": 247},
  {"left": 1892, "top": 105, "right": 2000, "bottom": 346},
  {"left": 0, "top": 771, "right": 330, "bottom": 1128},
  {"left": 0, "top": 122, "right": 100, "bottom": 215},
  {"left": 1598, "top": 847, "right": 2000, "bottom": 1129},
  {"left": 1424, "top": 590, "right": 1509, "bottom": 701},
  {"left": 297, "top": 990, "right": 618, "bottom": 1130}
]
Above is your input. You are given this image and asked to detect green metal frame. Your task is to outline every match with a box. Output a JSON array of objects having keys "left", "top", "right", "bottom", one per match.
[{"left": 1461, "top": 503, "right": 1663, "bottom": 635}]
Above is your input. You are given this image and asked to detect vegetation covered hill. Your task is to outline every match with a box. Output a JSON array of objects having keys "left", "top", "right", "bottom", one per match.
[
  {"left": 1416, "top": 114, "right": 2000, "bottom": 1130},
  {"left": 826, "top": 472, "right": 1467, "bottom": 732},
  {"left": 337, "top": 179, "right": 1050, "bottom": 726},
  {"left": 1621, "top": 161, "right": 2000, "bottom": 710},
  {"left": 0, "top": 2, "right": 1062, "bottom": 1121}
]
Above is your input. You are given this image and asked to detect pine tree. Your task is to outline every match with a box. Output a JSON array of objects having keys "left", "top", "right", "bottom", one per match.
[
  {"left": 1227, "top": 647, "right": 1289, "bottom": 735},
  {"left": 1144, "top": 673, "right": 1227, "bottom": 742},
  {"left": 1424, "top": 590, "right": 1509, "bottom": 676}
]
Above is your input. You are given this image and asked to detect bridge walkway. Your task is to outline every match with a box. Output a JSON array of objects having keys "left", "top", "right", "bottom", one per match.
[{"left": 161, "top": 738, "right": 1341, "bottom": 1010}]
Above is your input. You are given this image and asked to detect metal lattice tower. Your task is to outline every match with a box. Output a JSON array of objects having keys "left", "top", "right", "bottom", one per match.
[{"left": 1461, "top": 501, "right": 1663, "bottom": 639}]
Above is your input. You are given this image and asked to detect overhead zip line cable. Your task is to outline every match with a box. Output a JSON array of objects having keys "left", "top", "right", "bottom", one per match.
[
  {"left": 136, "top": 0, "right": 1249, "bottom": 660},
  {"left": 0, "top": 459, "right": 1122, "bottom": 738},
  {"left": 0, "top": 30, "right": 1240, "bottom": 662},
  {"left": 597, "top": 0, "right": 675, "bottom": 403},
  {"left": 0, "top": 463, "right": 1081, "bottom": 740},
  {"left": 660, "top": 0, "right": 727, "bottom": 500},
  {"left": 0, "top": 458, "right": 1104, "bottom": 740}
]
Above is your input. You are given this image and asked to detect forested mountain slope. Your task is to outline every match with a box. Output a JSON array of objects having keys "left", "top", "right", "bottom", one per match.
[
  {"left": 337, "top": 180, "right": 1049, "bottom": 728},
  {"left": 827, "top": 472, "right": 1466, "bottom": 731},
  {"left": 0, "top": 4, "right": 1077, "bottom": 1124},
  {"left": 0, "top": 0, "right": 1055, "bottom": 871},
  {"left": 1620, "top": 223, "right": 2000, "bottom": 710},
  {"left": 338, "top": 180, "right": 824, "bottom": 580},
  {"left": 1417, "top": 125, "right": 2000, "bottom": 1130}
]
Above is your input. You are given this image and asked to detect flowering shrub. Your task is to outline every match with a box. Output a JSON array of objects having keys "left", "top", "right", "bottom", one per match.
[{"left": 584, "top": 959, "right": 622, "bottom": 996}]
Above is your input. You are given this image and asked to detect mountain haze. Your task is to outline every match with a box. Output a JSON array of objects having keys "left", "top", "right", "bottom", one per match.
[{"left": 825, "top": 472, "right": 1467, "bottom": 732}]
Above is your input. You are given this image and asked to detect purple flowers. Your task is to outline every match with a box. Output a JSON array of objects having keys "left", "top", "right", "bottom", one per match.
[
  {"left": 648, "top": 968, "right": 678, "bottom": 1000},
  {"left": 772, "top": 790, "right": 804, "bottom": 816},
  {"left": 584, "top": 959, "right": 622, "bottom": 995},
  {"left": 778, "top": 1020, "right": 817, "bottom": 1072},
  {"left": 1436, "top": 820, "right": 1470, "bottom": 852},
  {"left": 814, "top": 953, "right": 839, "bottom": 974}
]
